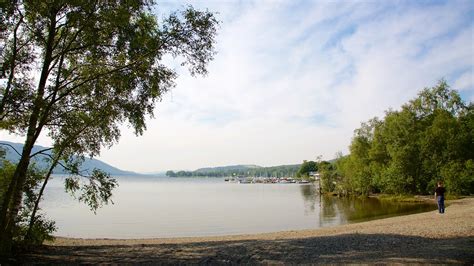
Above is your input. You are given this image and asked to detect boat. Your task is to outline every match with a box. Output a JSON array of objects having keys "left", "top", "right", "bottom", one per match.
[
  {"left": 237, "top": 176, "right": 252, "bottom": 184},
  {"left": 298, "top": 180, "right": 310, "bottom": 184},
  {"left": 278, "top": 178, "right": 296, "bottom": 184}
]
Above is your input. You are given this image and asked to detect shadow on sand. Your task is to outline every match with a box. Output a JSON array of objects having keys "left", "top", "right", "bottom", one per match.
[{"left": 13, "top": 233, "right": 474, "bottom": 264}]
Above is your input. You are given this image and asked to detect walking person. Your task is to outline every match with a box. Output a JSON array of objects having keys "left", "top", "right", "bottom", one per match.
[{"left": 435, "top": 181, "right": 446, "bottom": 214}]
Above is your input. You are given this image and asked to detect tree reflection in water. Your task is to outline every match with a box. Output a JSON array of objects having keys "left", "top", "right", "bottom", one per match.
[
  {"left": 299, "top": 184, "right": 437, "bottom": 227},
  {"left": 299, "top": 184, "right": 318, "bottom": 214}
]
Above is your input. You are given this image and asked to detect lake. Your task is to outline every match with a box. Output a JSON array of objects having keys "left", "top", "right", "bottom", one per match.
[{"left": 41, "top": 176, "right": 436, "bottom": 239}]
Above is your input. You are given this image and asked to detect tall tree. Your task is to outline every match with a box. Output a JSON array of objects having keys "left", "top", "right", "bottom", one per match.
[
  {"left": 0, "top": 0, "right": 219, "bottom": 254},
  {"left": 335, "top": 80, "right": 472, "bottom": 196},
  {"left": 297, "top": 160, "right": 318, "bottom": 177}
]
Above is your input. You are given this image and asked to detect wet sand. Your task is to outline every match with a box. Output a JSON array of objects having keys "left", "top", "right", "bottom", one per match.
[{"left": 16, "top": 197, "right": 474, "bottom": 264}]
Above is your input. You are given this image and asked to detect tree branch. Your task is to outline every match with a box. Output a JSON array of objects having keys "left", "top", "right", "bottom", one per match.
[
  {"left": 32, "top": 150, "right": 92, "bottom": 178},
  {"left": 0, "top": 13, "right": 24, "bottom": 116},
  {"left": 0, "top": 143, "right": 22, "bottom": 157},
  {"left": 29, "top": 147, "right": 53, "bottom": 158}
]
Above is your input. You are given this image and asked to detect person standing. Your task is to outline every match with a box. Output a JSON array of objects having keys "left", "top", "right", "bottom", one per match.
[{"left": 435, "top": 181, "right": 446, "bottom": 214}]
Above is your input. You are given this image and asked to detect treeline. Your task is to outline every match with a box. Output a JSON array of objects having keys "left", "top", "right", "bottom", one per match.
[
  {"left": 166, "top": 164, "right": 301, "bottom": 178},
  {"left": 322, "top": 81, "right": 473, "bottom": 196},
  {"left": 295, "top": 159, "right": 334, "bottom": 177}
]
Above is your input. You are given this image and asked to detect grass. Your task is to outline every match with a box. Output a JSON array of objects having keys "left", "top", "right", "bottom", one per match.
[
  {"left": 373, "top": 194, "right": 429, "bottom": 203},
  {"left": 324, "top": 192, "right": 465, "bottom": 202},
  {"left": 445, "top": 194, "right": 464, "bottom": 200}
]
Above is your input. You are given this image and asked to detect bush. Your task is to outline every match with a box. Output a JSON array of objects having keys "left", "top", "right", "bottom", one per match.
[
  {"left": 442, "top": 160, "right": 474, "bottom": 196},
  {"left": 14, "top": 215, "right": 56, "bottom": 246}
]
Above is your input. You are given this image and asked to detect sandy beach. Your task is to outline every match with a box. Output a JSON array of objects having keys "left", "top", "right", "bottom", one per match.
[{"left": 16, "top": 197, "right": 474, "bottom": 264}]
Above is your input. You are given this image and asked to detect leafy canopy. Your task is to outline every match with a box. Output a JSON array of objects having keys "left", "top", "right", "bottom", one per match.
[
  {"left": 0, "top": 0, "right": 219, "bottom": 251},
  {"left": 327, "top": 80, "right": 473, "bottom": 196}
]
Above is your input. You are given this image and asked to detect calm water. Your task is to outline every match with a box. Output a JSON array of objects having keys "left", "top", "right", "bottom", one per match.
[{"left": 41, "top": 176, "right": 436, "bottom": 238}]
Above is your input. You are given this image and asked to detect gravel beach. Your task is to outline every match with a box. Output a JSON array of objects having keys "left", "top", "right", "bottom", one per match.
[{"left": 15, "top": 197, "right": 474, "bottom": 264}]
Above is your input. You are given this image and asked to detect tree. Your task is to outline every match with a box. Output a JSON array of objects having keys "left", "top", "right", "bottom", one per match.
[
  {"left": 0, "top": 0, "right": 219, "bottom": 254},
  {"left": 166, "top": 170, "right": 177, "bottom": 177},
  {"left": 335, "top": 80, "right": 473, "bottom": 196},
  {"left": 333, "top": 118, "right": 382, "bottom": 196},
  {"left": 297, "top": 160, "right": 318, "bottom": 178},
  {"left": 0, "top": 151, "right": 56, "bottom": 246},
  {"left": 379, "top": 109, "right": 422, "bottom": 194},
  {"left": 319, "top": 161, "right": 337, "bottom": 193}
]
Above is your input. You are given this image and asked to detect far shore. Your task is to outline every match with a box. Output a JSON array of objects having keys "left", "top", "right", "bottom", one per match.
[{"left": 18, "top": 197, "right": 474, "bottom": 264}]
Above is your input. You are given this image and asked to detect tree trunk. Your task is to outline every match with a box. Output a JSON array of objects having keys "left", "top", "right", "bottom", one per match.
[
  {"left": 0, "top": 139, "right": 35, "bottom": 255},
  {"left": 25, "top": 153, "right": 61, "bottom": 241},
  {"left": 0, "top": 15, "right": 23, "bottom": 117},
  {"left": 0, "top": 10, "right": 57, "bottom": 256}
]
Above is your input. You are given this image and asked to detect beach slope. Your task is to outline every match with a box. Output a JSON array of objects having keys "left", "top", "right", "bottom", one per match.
[{"left": 17, "top": 197, "right": 474, "bottom": 264}]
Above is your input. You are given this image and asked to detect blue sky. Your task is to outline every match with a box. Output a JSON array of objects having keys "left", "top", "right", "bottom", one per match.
[{"left": 1, "top": 0, "right": 473, "bottom": 172}]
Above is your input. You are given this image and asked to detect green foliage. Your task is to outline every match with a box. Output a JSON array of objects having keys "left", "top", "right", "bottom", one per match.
[
  {"left": 334, "top": 80, "right": 473, "bottom": 196},
  {"left": 16, "top": 215, "right": 56, "bottom": 246},
  {"left": 166, "top": 164, "right": 301, "bottom": 178},
  {"left": 0, "top": 0, "right": 219, "bottom": 254},
  {"left": 165, "top": 170, "right": 178, "bottom": 177},
  {"left": 65, "top": 169, "right": 118, "bottom": 213},
  {"left": 0, "top": 160, "right": 15, "bottom": 210},
  {"left": 0, "top": 161, "right": 57, "bottom": 246},
  {"left": 319, "top": 162, "right": 336, "bottom": 193},
  {"left": 441, "top": 160, "right": 474, "bottom": 196},
  {"left": 297, "top": 160, "right": 318, "bottom": 177}
]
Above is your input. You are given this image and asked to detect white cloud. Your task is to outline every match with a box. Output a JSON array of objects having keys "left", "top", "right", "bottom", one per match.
[
  {"left": 3, "top": 1, "right": 473, "bottom": 172},
  {"left": 99, "top": 1, "right": 473, "bottom": 172},
  {"left": 101, "top": 115, "right": 350, "bottom": 171},
  {"left": 454, "top": 70, "right": 473, "bottom": 92}
]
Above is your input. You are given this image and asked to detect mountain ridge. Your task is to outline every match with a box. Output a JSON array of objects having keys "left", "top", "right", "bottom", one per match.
[
  {"left": 0, "top": 141, "right": 142, "bottom": 176},
  {"left": 166, "top": 163, "right": 302, "bottom": 177},
  {"left": 195, "top": 164, "right": 262, "bottom": 172}
]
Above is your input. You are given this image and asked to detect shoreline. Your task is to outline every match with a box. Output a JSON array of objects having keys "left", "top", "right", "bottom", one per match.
[
  {"left": 48, "top": 196, "right": 465, "bottom": 246},
  {"left": 19, "top": 197, "right": 474, "bottom": 264}
]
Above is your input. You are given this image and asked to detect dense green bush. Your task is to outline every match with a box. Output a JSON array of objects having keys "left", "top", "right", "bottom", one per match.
[
  {"left": 0, "top": 155, "right": 56, "bottom": 247},
  {"left": 329, "top": 81, "right": 473, "bottom": 196}
]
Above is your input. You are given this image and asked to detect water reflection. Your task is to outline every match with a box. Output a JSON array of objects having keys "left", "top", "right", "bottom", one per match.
[
  {"left": 299, "top": 184, "right": 436, "bottom": 227},
  {"left": 41, "top": 178, "right": 436, "bottom": 238},
  {"left": 299, "top": 184, "right": 318, "bottom": 214}
]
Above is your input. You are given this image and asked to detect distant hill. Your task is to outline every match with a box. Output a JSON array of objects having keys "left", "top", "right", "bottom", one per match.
[
  {"left": 141, "top": 171, "right": 167, "bottom": 177},
  {"left": 0, "top": 141, "right": 140, "bottom": 176},
  {"left": 195, "top": 164, "right": 261, "bottom": 173},
  {"left": 167, "top": 164, "right": 301, "bottom": 177}
]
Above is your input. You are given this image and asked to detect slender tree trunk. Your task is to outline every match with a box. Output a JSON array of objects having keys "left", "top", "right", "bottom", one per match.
[
  {"left": 25, "top": 152, "right": 61, "bottom": 241},
  {"left": 0, "top": 10, "right": 57, "bottom": 255},
  {"left": 0, "top": 15, "right": 23, "bottom": 117},
  {"left": 0, "top": 140, "right": 35, "bottom": 254}
]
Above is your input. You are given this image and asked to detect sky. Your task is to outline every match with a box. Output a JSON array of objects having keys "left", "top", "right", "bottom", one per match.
[{"left": 1, "top": 0, "right": 473, "bottom": 173}]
